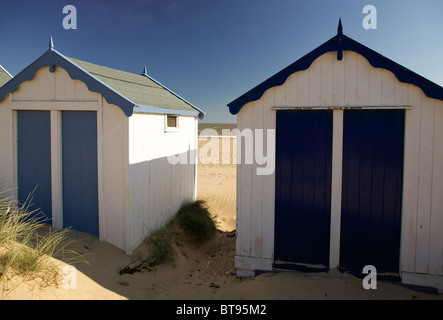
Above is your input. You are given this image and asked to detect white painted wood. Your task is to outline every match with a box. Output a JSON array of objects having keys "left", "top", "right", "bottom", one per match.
[
  {"left": 402, "top": 272, "right": 443, "bottom": 293},
  {"left": 128, "top": 113, "right": 197, "bottom": 251},
  {"left": 320, "top": 52, "right": 333, "bottom": 106},
  {"left": 329, "top": 109, "right": 343, "bottom": 269},
  {"left": 369, "top": 64, "right": 383, "bottom": 105},
  {"left": 10, "top": 101, "right": 98, "bottom": 111},
  {"left": 11, "top": 110, "right": 17, "bottom": 202},
  {"left": 251, "top": 99, "right": 264, "bottom": 258},
  {"left": 101, "top": 99, "right": 130, "bottom": 252},
  {"left": 308, "top": 55, "right": 321, "bottom": 106},
  {"left": 235, "top": 255, "right": 273, "bottom": 272},
  {"left": 50, "top": 110, "right": 63, "bottom": 229},
  {"left": 332, "top": 52, "right": 345, "bottom": 106},
  {"left": 356, "top": 54, "right": 370, "bottom": 105},
  {"left": 0, "top": 96, "right": 15, "bottom": 200},
  {"left": 343, "top": 51, "right": 358, "bottom": 106},
  {"left": 430, "top": 101, "right": 443, "bottom": 275},
  {"left": 296, "top": 69, "right": 309, "bottom": 106},
  {"left": 401, "top": 86, "right": 421, "bottom": 273},
  {"left": 415, "top": 96, "right": 435, "bottom": 273},
  {"left": 238, "top": 103, "right": 253, "bottom": 257},
  {"left": 382, "top": 69, "right": 396, "bottom": 105},
  {"left": 96, "top": 96, "right": 105, "bottom": 243},
  {"left": 261, "top": 88, "right": 276, "bottom": 260},
  {"left": 235, "top": 50, "right": 443, "bottom": 284}
]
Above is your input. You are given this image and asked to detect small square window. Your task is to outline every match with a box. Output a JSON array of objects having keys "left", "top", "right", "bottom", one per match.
[
  {"left": 165, "top": 115, "right": 179, "bottom": 132},
  {"left": 167, "top": 115, "right": 177, "bottom": 128}
]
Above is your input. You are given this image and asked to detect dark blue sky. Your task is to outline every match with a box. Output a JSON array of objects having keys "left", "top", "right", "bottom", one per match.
[{"left": 1, "top": 0, "right": 442, "bottom": 122}]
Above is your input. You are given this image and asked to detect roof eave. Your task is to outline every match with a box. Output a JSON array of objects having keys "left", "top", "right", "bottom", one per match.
[
  {"left": 228, "top": 34, "right": 443, "bottom": 115},
  {"left": 0, "top": 48, "right": 137, "bottom": 117},
  {"left": 141, "top": 71, "right": 205, "bottom": 120},
  {"left": 134, "top": 104, "right": 200, "bottom": 117}
]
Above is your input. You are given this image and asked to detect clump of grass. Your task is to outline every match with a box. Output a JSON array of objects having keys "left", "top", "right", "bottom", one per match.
[
  {"left": 142, "top": 226, "right": 176, "bottom": 266},
  {"left": 134, "top": 200, "right": 217, "bottom": 268},
  {"left": 176, "top": 200, "right": 217, "bottom": 243},
  {"left": 0, "top": 192, "right": 78, "bottom": 289}
]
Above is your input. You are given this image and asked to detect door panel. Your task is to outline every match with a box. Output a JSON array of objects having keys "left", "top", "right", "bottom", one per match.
[
  {"left": 62, "top": 111, "right": 99, "bottom": 236},
  {"left": 274, "top": 110, "right": 333, "bottom": 268},
  {"left": 17, "top": 110, "right": 52, "bottom": 221},
  {"left": 340, "top": 110, "right": 404, "bottom": 274}
]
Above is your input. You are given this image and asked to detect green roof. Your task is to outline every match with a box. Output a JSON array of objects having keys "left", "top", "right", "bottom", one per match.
[
  {"left": 68, "top": 57, "right": 198, "bottom": 113},
  {"left": 0, "top": 66, "right": 12, "bottom": 87}
]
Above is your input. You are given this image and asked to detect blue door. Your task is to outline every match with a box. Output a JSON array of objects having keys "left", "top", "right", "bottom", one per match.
[
  {"left": 17, "top": 110, "right": 52, "bottom": 221},
  {"left": 62, "top": 111, "right": 99, "bottom": 236},
  {"left": 340, "top": 110, "right": 404, "bottom": 274},
  {"left": 274, "top": 110, "right": 333, "bottom": 269}
]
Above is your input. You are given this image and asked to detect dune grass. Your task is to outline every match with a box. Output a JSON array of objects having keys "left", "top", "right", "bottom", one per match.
[
  {"left": 138, "top": 200, "right": 217, "bottom": 267},
  {"left": 176, "top": 200, "right": 217, "bottom": 243},
  {"left": 0, "top": 192, "right": 78, "bottom": 292}
]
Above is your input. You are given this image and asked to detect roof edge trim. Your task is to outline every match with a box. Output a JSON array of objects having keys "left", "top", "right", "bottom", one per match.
[
  {"left": 0, "top": 49, "right": 136, "bottom": 117},
  {"left": 228, "top": 34, "right": 443, "bottom": 115}
]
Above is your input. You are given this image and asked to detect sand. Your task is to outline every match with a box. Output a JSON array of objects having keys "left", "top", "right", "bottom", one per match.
[{"left": 1, "top": 137, "right": 442, "bottom": 301}]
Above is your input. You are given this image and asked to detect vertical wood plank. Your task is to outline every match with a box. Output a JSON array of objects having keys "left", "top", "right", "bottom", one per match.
[
  {"left": 50, "top": 110, "right": 63, "bottom": 229},
  {"left": 274, "top": 84, "right": 286, "bottom": 107},
  {"left": 320, "top": 53, "right": 333, "bottom": 107},
  {"left": 415, "top": 97, "right": 435, "bottom": 273},
  {"left": 261, "top": 89, "right": 276, "bottom": 259},
  {"left": 251, "top": 99, "right": 264, "bottom": 257},
  {"left": 308, "top": 58, "right": 321, "bottom": 106},
  {"left": 369, "top": 66, "right": 383, "bottom": 106},
  {"left": 285, "top": 73, "right": 297, "bottom": 106},
  {"left": 344, "top": 51, "right": 358, "bottom": 106},
  {"left": 297, "top": 70, "right": 309, "bottom": 106},
  {"left": 400, "top": 86, "right": 421, "bottom": 272},
  {"left": 332, "top": 52, "right": 345, "bottom": 107},
  {"left": 430, "top": 101, "right": 443, "bottom": 274},
  {"left": 356, "top": 54, "right": 370, "bottom": 105},
  {"left": 382, "top": 69, "right": 396, "bottom": 106},
  {"left": 329, "top": 109, "right": 343, "bottom": 269},
  {"left": 238, "top": 103, "right": 253, "bottom": 256}
]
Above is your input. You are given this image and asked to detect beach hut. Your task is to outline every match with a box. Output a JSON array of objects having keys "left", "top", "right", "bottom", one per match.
[
  {"left": 0, "top": 38, "right": 204, "bottom": 254},
  {"left": 228, "top": 20, "right": 443, "bottom": 292}
]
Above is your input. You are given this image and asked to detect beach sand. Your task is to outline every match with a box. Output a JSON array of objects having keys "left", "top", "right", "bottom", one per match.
[{"left": 1, "top": 137, "right": 442, "bottom": 300}]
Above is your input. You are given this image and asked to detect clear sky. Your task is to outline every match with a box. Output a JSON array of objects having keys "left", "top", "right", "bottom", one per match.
[{"left": 1, "top": 0, "right": 442, "bottom": 123}]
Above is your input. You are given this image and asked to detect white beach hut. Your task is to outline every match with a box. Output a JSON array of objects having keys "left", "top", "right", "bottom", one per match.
[
  {"left": 228, "top": 21, "right": 443, "bottom": 292},
  {"left": 0, "top": 39, "right": 204, "bottom": 254}
]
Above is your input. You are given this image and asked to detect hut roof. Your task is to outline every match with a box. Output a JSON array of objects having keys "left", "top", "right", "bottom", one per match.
[
  {"left": 228, "top": 19, "right": 443, "bottom": 115},
  {"left": 0, "top": 39, "right": 205, "bottom": 119}
]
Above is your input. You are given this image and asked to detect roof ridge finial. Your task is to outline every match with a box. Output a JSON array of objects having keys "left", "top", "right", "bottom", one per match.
[
  {"left": 141, "top": 65, "right": 148, "bottom": 76},
  {"left": 337, "top": 18, "right": 343, "bottom": 35},
  {"left": 49, "top": 36, "right": 54, "bottom": 50},
  {"left": 337, "top": 18, "right": 343, "bottom": 61}
]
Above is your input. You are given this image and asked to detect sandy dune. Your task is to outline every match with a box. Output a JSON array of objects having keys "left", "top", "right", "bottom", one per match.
[{"left": 1, "top": 137, "right": 442, "bottom": 301}]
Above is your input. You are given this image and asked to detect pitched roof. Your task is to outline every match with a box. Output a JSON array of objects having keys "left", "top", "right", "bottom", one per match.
[
  {"left": 0, "top": 65, "right": 12, "bottom": 87},
  {"left": 0, "top": 43, "right": 205, "bottom": 119},
  {"left": 228, "top": 19, "right": 443, "bottom": 115}
]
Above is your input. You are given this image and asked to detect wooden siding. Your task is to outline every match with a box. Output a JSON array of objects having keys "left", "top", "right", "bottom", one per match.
[
  {"left": 235, "top": 50, "right": 443, "bottom": 278},
  {"left": 128, "top": 113, "right": 197, "bottom": 249}
]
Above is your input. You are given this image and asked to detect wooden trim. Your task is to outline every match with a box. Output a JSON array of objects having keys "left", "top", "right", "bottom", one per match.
[
  {"left": 11, "top": 100, "right": 98, "bottom": 111},
  {"left": 50, "top": 110, "right": 63, "bottom": 229},
  {"left": 329, "top": 109, "right": 343, "bottom": 269}
]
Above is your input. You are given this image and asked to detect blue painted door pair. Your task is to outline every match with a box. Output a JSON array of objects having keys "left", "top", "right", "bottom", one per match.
[
  {"left": 274, "top": 110, "right": 404, "bottom": 273},
  {"left": 17, "top": 111, "right": 99, "bottom": 236}
]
